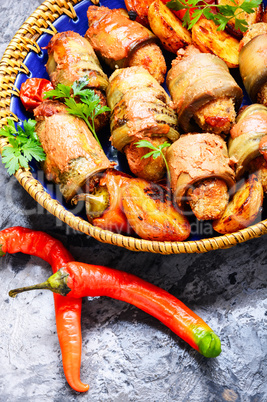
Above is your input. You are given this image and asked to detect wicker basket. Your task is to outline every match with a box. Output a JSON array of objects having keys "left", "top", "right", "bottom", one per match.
[{"left": 0, "top": 0, "right": 267, "bottom": 254}]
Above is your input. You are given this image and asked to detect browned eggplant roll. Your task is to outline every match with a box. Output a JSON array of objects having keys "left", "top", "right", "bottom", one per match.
[
  {"left": 239, "top": 23, "right": 267, "bottom": 107},
  {"left": 166, "top": 45, "right": 243, "bottom": 136},
  {"left": 167, "top": 133, "right": 236, "bottom": 220},
  {"left": 228, "top": 104, "right": 267, "bottom": 184},
  {"left": 34, "top": 100, "right": 114, "bottom": 202},
  {"left": 46, "top": 31, "right": 109, "bottom": 90},
  {"left": 46, "top": 31, "right": 110, "bottom": 130},
  {"left": 107, "top": 66, "right": 180, "bottom": 181},
  {"left": 85, "top": 6, "right": 166, "bottom": 84}
]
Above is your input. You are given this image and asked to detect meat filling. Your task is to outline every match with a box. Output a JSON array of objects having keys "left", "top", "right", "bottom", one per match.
[
  {"left": 257, "top": 83, "right": 267, "bottom": 108},
  {"left": 194, "top": 97, "right": 236, "bottom": 136},
  {"left": 128, "top": 43, "right": 167, "bottom": 84},
  {"left": 187, "top": 178, "right": 229, "bottom": 220}
]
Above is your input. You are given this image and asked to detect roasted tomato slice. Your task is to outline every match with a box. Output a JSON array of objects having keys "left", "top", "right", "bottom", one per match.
[{"left": 20, "top": 78, "right": 54, "bottom": 113}]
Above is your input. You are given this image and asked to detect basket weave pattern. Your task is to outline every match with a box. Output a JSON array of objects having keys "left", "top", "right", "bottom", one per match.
[{"left": 1, "top": 0, "right": 267, "bottom": 254}]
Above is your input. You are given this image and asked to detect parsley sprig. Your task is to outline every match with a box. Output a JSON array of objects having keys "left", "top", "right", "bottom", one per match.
[
  {"left": 44, "top": 76, "right": 110, "bottom": 148},
  {"left": 167, "top": 0, "right": 262, "bottom": 32},
  {"left": 135, "top": 140, "right": 171, "bottom": 182},
  {"left": 0, "top": 119, "right": 46, "bottom": 175}
]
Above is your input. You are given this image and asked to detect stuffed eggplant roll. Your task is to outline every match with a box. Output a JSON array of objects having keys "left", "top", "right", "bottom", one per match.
[
  {"left": 239, "top": 23, "right": 267, "bottom": 107},
  {"left": 34, "top": 100, "right": 113, "bottom": 202},
  {"left": 167, "top": 133, "right": 236, "bottom": 220},
  {"left": 229, "top": 103, "right": 267, "bottom": 191},
  {"left": 46, "top": 31, "right": 110, "bottom": 130},
  {"left": 107, "top": 66, "right": 179, "bottom": 181},
  {"left": 167, "top": 45, "right": 243, "bottom": 136},
  {"left": 85, "top": 6, "right": 166, "bottom": 84}
]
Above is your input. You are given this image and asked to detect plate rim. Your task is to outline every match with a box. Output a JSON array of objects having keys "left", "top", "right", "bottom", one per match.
[{"left": 1, "top": 0, "right": 267, "bottom": 254}]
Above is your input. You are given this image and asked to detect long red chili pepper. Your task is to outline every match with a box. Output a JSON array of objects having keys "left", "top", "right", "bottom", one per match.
[
  {"left": 10, "top": 260, "right": 222, "bottom": 358},
  {"left": 0, "top": 227, "right": 89, "bottom": 392}
]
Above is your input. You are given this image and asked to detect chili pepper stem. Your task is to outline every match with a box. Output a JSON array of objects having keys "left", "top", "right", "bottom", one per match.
[
  {"left": 72, "top": 187, "right": 109, "bottom": 220},
  {"left": 9, "top": 269, "right": 71, "bottom": 298},
  {"left": 0, "top": 245, "right": 5, "bottom": 257}
]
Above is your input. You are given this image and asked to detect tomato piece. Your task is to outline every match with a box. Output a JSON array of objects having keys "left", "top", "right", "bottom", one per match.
[
  {"left": 161, "top": 0, "right": 197, "bottom": 21},
  {"left": 162, "top": 0, "right": 216, "bottom": 22},
  {"left": 124, "top": 0, "right": 154, "bottom": 26},
  {"left": 20, "top": 78, "right": 54, "bottom": 113}
]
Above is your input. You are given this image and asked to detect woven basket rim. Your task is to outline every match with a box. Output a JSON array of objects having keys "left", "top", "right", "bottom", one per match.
[{"left": 0, "top": 0, "right": 267, "bottom": 254}]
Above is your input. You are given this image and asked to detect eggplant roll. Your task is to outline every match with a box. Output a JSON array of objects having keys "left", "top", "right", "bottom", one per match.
[
  {"left": 239, "top": 23, "right": 267, "bottom": 107},
  {"left": 107, "top": 66, "right": 179, "bottom": 181},
  {"left": 46, "top": 31, "right": 109, "bottom": 91},
  {"left": 229, "top": 104, "right": 267, "bottom": 181},
  {"left": 34, "top": 100, "right": 113, "bottom": 202},
  {"left": 167, "top": 45, "right": 243, "bottom": 136},
  {"left": 167, "top": 133, "right": 235, "bottom": 219},
  {"left": 46, "top": 31, "right": 110, "bottom": 131},
  {"left": 85, "top": 6, "right": 166, "bottom": 84}
]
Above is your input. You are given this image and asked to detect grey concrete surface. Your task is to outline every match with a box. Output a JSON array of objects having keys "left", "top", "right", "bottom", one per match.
[{"left": 0, "top": 1, "right": 266, "bottom": 401}]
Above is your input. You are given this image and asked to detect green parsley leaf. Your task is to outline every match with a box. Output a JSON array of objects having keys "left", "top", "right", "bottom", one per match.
[
  {"left": 44, "top": 76, "right": 110, "bottom": 148},
  {"left": 72, "top": 76, "right": 90, "bottom": 96},
  {"left": 43, "top": 83, "right": 71, "bottom": 99},
  {"left": 166, "top": 0, "right": 262, "bottom": 32},
  {"left": 0, "top": 119, "right": 46, "bottom": 175},
  {"left": 241, "top": 0, "right": 261, "bottom": 12}
]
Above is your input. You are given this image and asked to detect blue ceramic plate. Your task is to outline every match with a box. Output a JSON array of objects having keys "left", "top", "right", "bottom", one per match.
[{"left": 10, "top": 0, "right": 267, "bottom": 242}]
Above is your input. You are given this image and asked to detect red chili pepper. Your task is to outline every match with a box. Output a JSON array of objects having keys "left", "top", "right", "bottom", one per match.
[
  {"left": 20, "top": 78, "right": 54, "bottom": 112},
  {"left": 0, "top": 227, "right": 89, "bottom": 393},
  {"left": 10, "top": 260, "right": 222, "bottom": 359}
]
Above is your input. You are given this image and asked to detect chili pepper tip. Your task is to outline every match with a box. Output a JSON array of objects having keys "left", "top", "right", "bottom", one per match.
[{"left": 197, "top": 331, "right": 222, "bottom": 358}]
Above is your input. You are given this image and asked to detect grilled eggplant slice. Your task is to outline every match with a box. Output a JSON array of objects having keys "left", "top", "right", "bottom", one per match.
[{"left": 34, "top": 100, "right": 113, "bottom": 202}]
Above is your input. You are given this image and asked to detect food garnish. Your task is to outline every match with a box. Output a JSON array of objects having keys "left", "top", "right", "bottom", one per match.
[
  {"left": 166, "top": 0, "right": 262, "bottom": 32},
  {"left": 135, "top": 139, "right": 171, "bottom": 182},
  {"left": 20, "top": 78, "right": 54, "bottom": 112},
  {"left": 0, "top": 119, "right": 46, "bottom": 175},
  {"left": 44, "top": 76, "right": 110, "bottom": 147}
]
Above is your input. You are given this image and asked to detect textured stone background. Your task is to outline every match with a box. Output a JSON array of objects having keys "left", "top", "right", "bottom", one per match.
[{"left": 0, "top": 1, "right": 266, "bottom": 401}]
